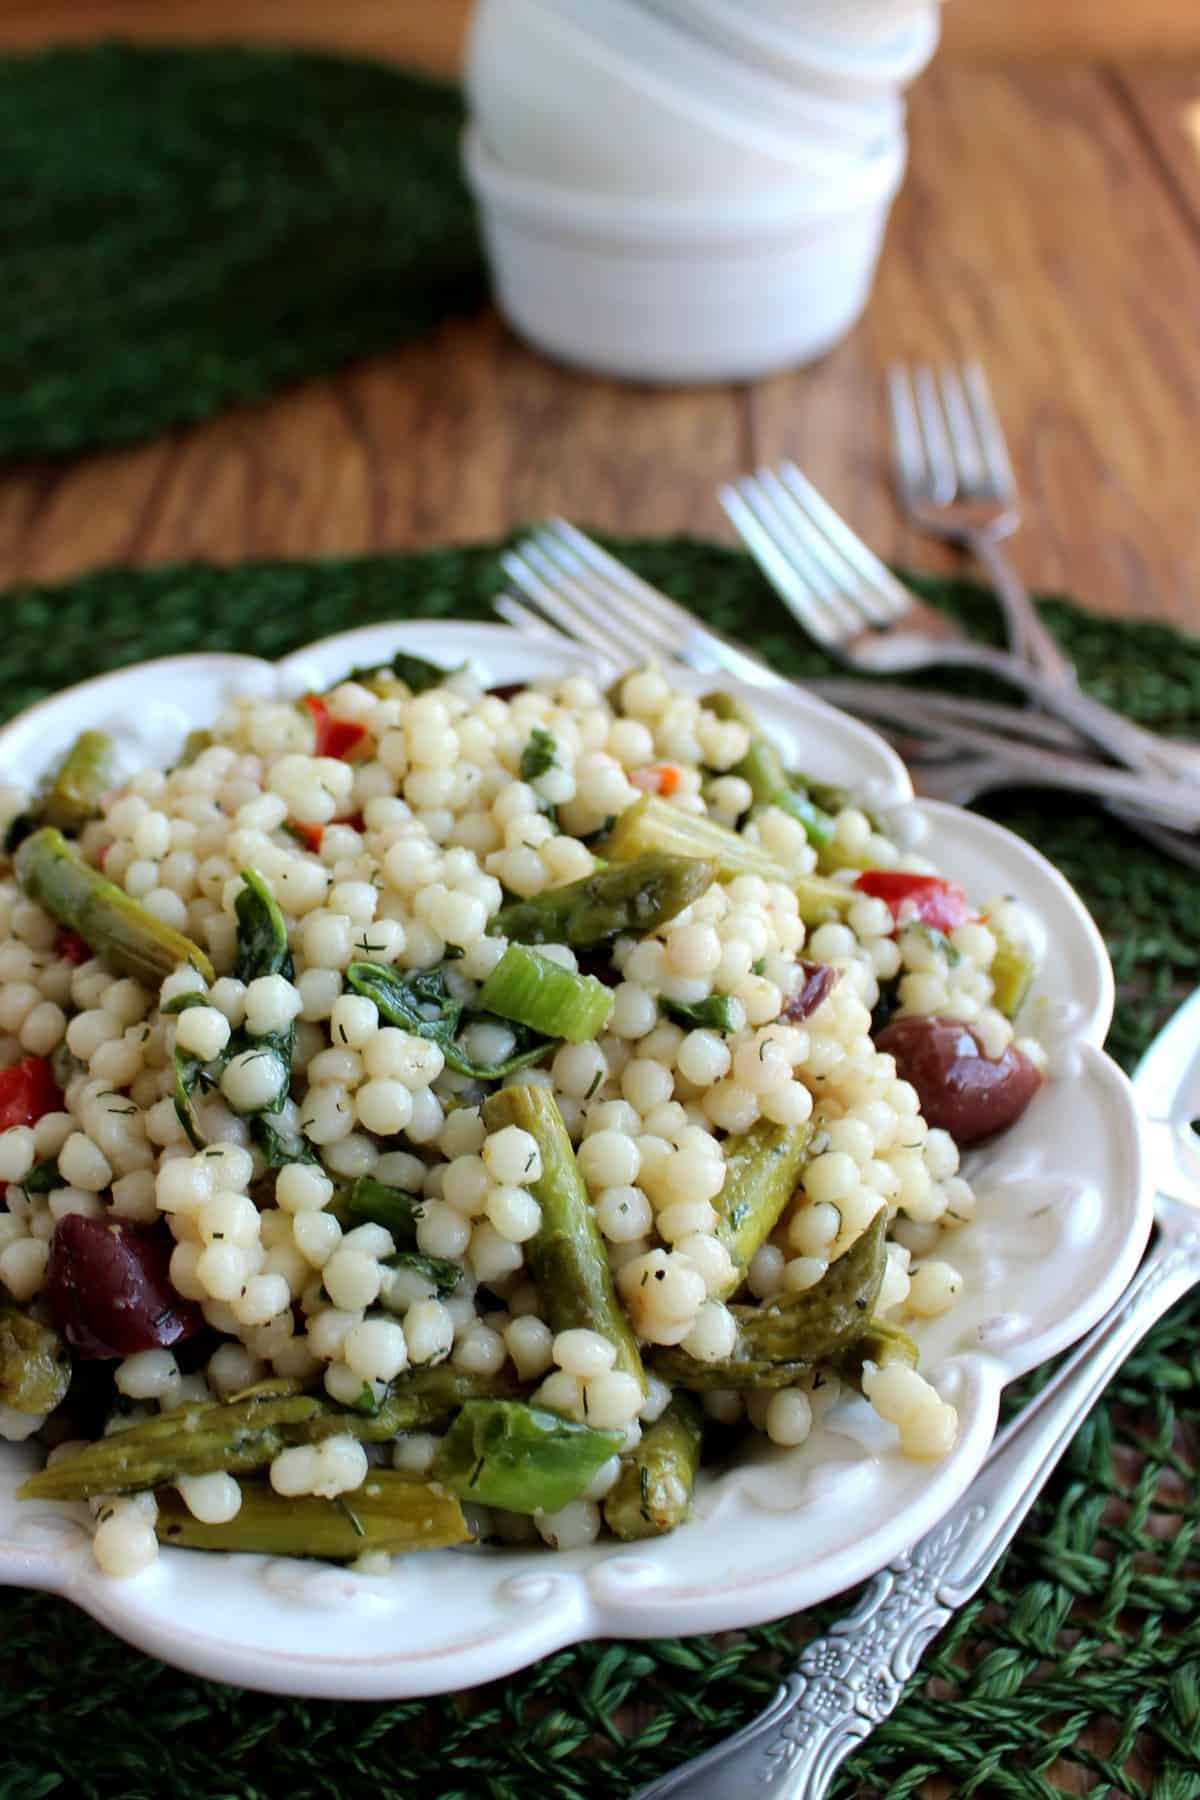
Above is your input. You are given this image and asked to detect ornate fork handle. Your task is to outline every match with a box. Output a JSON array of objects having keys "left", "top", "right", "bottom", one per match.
[{"left": 631, "top": 1216, "right": 1200, "bottom": 1800}]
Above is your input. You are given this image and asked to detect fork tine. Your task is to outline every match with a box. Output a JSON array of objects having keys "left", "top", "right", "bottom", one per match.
[
  {"left": 750, "top": 470, "right": 891, "bottom": 633},
  {"left": 961, "top": 360, "right": 1017, "bottom": 504},
  {"left": 493, "top": 594, "right": 570, "bottom": 641},
  {"left": 910, "top": 365, "right": 957, "bottom": 505},
  {"left": 886, "top": 364, "right": 931, "bottom": 502},
  {"left": 540, "top": 520, "right": 707, "bottom": 647},
  {"left": 937, "top": 364, "right": 989, "bottom": 498},
  {"left": 718, "top": 481, "right": 840, "bottom": 652},
  {"left": 775, "top": 463, "right": 915, "bottom": 623},
  {"left": 526, "top": 527, "right": 680, "bottom": 665},
  {"left": 499, "top": 548, "right": 637, "bottom": 665}
]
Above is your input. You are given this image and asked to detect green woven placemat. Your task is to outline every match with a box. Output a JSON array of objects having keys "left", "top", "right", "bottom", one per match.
[
  {"left": 1, "top": 540, "right": 1197, "bottom": 1800},
  {"left": 0, "top": 44, "right": 485, "bottom": 458}
]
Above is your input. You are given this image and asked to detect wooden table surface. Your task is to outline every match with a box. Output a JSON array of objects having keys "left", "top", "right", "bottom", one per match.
[{"left": 1, "top": 56, "right": 1199, "bottom": 633}]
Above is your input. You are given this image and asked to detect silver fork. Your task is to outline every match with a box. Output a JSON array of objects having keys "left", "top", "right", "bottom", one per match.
[
  {"left": 498, "top": 522, "right": 1200, "bottom": 834},
  {"left": 886, "top": 360, "right": 1072, "bottom": 686},
  {"left": 718, "top": 462, "right": 1200, "bottom": 797}
]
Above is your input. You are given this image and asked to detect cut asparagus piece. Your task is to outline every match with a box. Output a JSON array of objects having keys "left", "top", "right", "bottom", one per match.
[
  {"left": 712, "top": 1121, "right": 813, "bottom": 1299},
  {"left": 604, "top": 798, "right": 851, "bottom": 924},
  {"left": 332, "top": 1175, "right": 423, "bottom": 1245},
  {"left": 483, "top": 1084, "right": 646, "bottom": 1395},
  {"left": 478, "top": 943, "right": 613, "bottom": 1044},
  {"left": 155, "top": 1472, "right": 469, "bottom": 1560},
  {"left": 492, "top": 851, "right": 718, "bottom": 949},
  {"left": 41, "top": 730, "right": 115, "bottom": 835},
  {"left": 603, "top": 1396, "right": 702, "bottom": 1540},
  {"left": 836, "top": 1320, "right": 919, "bottom": 1389},
  {"left": 15, "top": 827, "right": 214, "bottom": 986},
  {"left": 989, "top": 924, "right": 1038, "bottom": 1020},
  {"left": 651, "top": 1212, "right": 887, "bottom": 1389},
  {"left": 18, "top": 1369, "right": 520, "bottom": 1499},
  {"left": 431, "top": 1400, "right": 623, "bottom": 1514},
  {"left": 662, "top": 993, "right": 744, "bottom": 1034},
  {"left": 703, "top": 694, "right": 835, "bottom": 849},
  {"left": 0, "top": 1305, "right": 71, "bottom": 1415}
]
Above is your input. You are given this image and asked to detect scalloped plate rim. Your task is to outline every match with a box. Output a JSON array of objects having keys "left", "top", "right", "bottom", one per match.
[{"left": 0, "top": 623, "right": 1151, "bottom": 1700}]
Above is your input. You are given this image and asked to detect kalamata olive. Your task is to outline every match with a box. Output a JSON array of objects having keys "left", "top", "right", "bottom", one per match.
[
  {"left": 46, "top": 1215, "right": 204, "bottom": 1361},
  {"left": 875, "top": 1014, "right": 1042, "bottom": 1146},
  {"left": 782, "top": 962, "right": 840, "bottom": 1023},
  {"left": 488, "top": 682, "right": 528, "bottom": 702}
]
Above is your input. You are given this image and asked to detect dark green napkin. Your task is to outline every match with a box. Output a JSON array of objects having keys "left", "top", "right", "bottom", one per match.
[{"left": 0, "top": 43, "right": 486, "bottom": 457}]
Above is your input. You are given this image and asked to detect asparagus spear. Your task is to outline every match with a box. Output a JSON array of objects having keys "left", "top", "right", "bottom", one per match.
[
  {"left": 651, "top": 1212, "right": 887, "bottom": 1390},
  {"left": 331, "top": 1175, "right": 423, "bottom": 1244},
  {"left": 662, "top": 993, "right": 743, "bottom": 1034},
  {"left": 15, "top": 827, "right": 214, "bottom": 986},
  {"left": 0, "top": 1305, "right": 71, "bottom": 1415},
  {"left": 604, "top": 798, "right": 852, "bottom": 925},
  {"left": 712, "top": 1120, "right": 813, "bottom": 1299},
  {"left": 41, "top": 730, "right": 116, "bottom": 835},
  {"left": 703, "top": 695, "right": 835, "bottom": 850},
  {"left": 603, "top": 1396, "right": 702, "bottom": 1541},
  {"left": 431, "top": 1400, "right": 623, "bottom": 1514},
  {"left": 18, "top": 1369, "right": 520, "bottom": 1500},
  {"left": 155, "top": 1472, "right": 469, "bottom": 1560},
  {"left": 482, "top": 1085, "right": 646, "bottom": 1395},
  {"left": 492, "top": 851, "right": 718, "bottom": 949},
  {"left": 478, "top": 943, "right": 614, "bottom": 1043}
]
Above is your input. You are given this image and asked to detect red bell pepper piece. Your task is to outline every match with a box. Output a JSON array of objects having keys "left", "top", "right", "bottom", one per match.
[
  {"left": 630, "top": 763, "right": 682, "bottom": 797},
  {"left": 302, "top": 694, "right": 368, "bottom": 761},
  {"left": 0, "top": 1056, "right": 62, "bottom": 1130},
  {"left": 854, "top": 870, "right": 972, "bottom": 933}
]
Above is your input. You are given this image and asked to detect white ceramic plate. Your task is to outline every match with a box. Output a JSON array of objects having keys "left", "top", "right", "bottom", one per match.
[{"left": 0, "top": 623, "right": 1152, "bottom": 1699}]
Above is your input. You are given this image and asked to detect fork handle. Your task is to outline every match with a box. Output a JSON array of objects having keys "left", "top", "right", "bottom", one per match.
[
  {"left": 966, "top": 529, "right": 1076, "bottom": 688},
  {"left": 967, "top": 532, "right": 1200, "bottom": 785},
  {"left": 628, "top": 1222, "right": 1200, "bottom": 1800}
]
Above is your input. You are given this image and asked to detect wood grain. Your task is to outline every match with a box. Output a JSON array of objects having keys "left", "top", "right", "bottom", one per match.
[
  {"left": 1119, "top": 58, "right": 1200, "bottom": 230},
  {"left": 751, "top": 63, "right": 1200, "bottom": 625},
  {"left": 4, "top": 0, "right": 1200, "bottom": 61}
]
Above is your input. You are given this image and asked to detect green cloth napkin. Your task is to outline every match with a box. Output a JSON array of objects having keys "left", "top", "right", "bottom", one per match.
[
  {"left": 0, "top": 539, "right": 1196, "bottom": 1799},
  {"left": 0, "top": 44, "right": 486, "bottom": 457}
]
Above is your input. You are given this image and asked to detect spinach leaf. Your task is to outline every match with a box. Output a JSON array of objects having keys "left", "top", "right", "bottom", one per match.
[
  {"left": 519, "top": 727, "right": 557, "bottom": 783},
  {"left": 253, "top": 1114, "right": 320, "bottom": 1168},
  {"left": 19, "top": 1157, "right": 60, "bottom": 1195},
  {"left": 234, "top": 868, "right": 292, "bottom": 984},
  {"left": 339, "top": 1175, "right": 423, "bottom": 1244},
  {"left": 346, "top": 649, "right": 458, "bottom": 696},
  {"left": 388, "top": 1250, "right": 462, "bottom": 1298},
  {"left": 663, "top": 993, "right": 742, "bottom": 1034}
]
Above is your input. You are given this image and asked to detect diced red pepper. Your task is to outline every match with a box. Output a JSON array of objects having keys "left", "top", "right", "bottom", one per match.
[
  {"left": 0, "top": 1056, "right": 62, "bottom": 1130},
  {"left": 854, "top": 870, "right": 973, "bottom": 934},
  {"left": 56, "top": 928, "right": 91, "bottom": 965},
  {"left": 303, "top": 693, "right": 369, "bottom": 761},
  {"left": 287, "top": 810, "right": 366, "bottom": 855},
  {"left": 630, "top": 763, "right": 682, "bottom": 797}
]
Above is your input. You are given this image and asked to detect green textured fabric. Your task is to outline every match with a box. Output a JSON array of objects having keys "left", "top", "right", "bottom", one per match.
[
  {"left": 0, "top": 44, "right": 485, "bottom": 457},
  {"left": 0, "top": 540, "right": 1197, "bottom": 1800}
]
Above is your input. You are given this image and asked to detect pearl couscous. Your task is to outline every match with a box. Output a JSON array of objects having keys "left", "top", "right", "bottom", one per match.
[{"left": 0, "top": 652, "right": 1045, "bottom": 1575}]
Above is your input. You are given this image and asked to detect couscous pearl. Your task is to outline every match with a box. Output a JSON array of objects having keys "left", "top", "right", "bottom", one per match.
[
  {"left": 0, "top": 1237, "right": 49, "bottom": 1300},
  {"left": 765, "top": 1389, "right": 813, "bottom": 1448},
  {"left": 0, "top": 1127, "right": 36, "bottom": 1184},
  {"left": 92, "top": 1512, "right": 158, "bottom": 1577},
  {"left": 306, "top": 1308, "right": 360, "bottom": 1361},
  {"left": 620, "top": 1059, "right": 673, "bottom": 1114},
  {"left": 415, "top": 1201, "right": 470, "bottom": 1261},
  {"left": 220, "top": 1049, "right": 285, "bottom": 1112},
  {"left": 583, "top": 1370, "right": 643, "bottom": 1429},
  {"left": 485, "top": 1184, "right": 542, "bottom": 1243},
  {"left": 405, "top": 1299, "right": 455, "bottom": 1365},
  {"left": 177, "top": 1472, "right": 242, "bottom": 1524},
  {"left": 553, "top": 1329, "right": 617, "bottom": 1379},
  {"left": 907, "top": 1261, "right": 962, "bottom": 1317},
  {"left": 344, "top": 1317, "right": 409, "bottom": 1383},
  {"left": 577, "top": 1130, "right": 640, "bottom": 1190},
  {"left": 452, "top": 1321, "right": 507, "bottom": 1376},
  {"left": 354, "top": 1079, "right": 414, "bottom": 1136},
  {"left": 676, "top": 1030, "right": 731, "bottom": 1087},
  {"left": 481, "top": 1125, "right": 541, "bottom": 1187},
  {"left": 323, "top": 1249, "right": 382, "bottom": 1311},
  {"left": 174, "top": 1005, "right": 231, "bottom": 1062},
  {"left": 58, "top": 1133, "right": 113, "bottom": 1193},
  {"left": 593, "top": 1184, "right": 653, "bottom": 1243},
  {"left": 468, "top": 1220, "right": 524, "bottom": 1283}
]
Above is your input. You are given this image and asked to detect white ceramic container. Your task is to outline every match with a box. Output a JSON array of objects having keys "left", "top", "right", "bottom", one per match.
[
  {"left": 640, "top": 0, "right": 942, "bottom": 102},
  {"left": 467, "top": 0, "right": 902, "bottom": 196},
  {"left": 463, "top": 124, "right": 907, "bottom": 382}
]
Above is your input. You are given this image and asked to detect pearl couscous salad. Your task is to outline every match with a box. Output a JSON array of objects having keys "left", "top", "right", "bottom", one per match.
[{"left": 0, "top": 651, "right": 1046, "bottom": 1577}]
